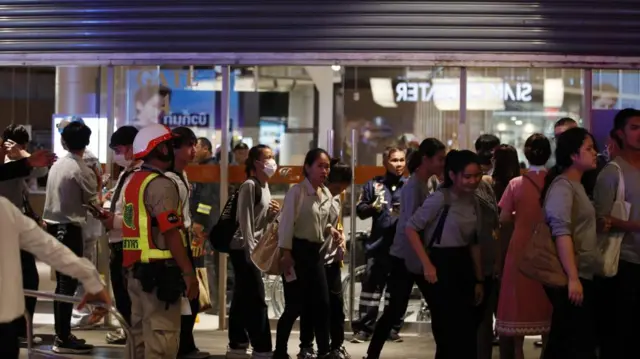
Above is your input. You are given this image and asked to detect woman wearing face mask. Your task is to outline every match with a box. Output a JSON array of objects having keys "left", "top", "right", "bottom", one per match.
[
  {"left": 274, "top": 148, "right": 338, "bottom": 359},
  {"left": 225, "top": 144, "right": 280, "bottom": 359}
]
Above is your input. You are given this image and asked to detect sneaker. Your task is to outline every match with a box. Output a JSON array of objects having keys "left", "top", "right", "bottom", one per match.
[
  {"left": 71, "top": 308, "right": 106, "bottom": 329},
  {"left": 106, "top": 328, "right": 127, "bottom": 345},
  {"left": 350, "top": 331, "right": 371, "bottom": 343},
  {"left": 297, "top": 347, "right": 316, "bottom": 359},
  {"left": 331, "top": 347, "right": 351, "bottom": 359},
  {"left": 227, "top": 345, "right": 253, "bottom": 359},
  {"left": 52, "top": 335, "right": 93, "bottom": 354},
  {"left": 179, "top": 349, "right": 211, "bottom": 359},
  {"left": 387, "top": 332, "right": 403, "bottom": 343}
]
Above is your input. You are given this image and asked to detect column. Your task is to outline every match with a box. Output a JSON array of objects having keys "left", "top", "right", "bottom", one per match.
[
  {"left": 305, "top": 66, "right": 335, "bottom": 151},
  {"left": 280, "top": 82, "right": 315, "bottom": 165},
  {"left": 55, "top": 66, "right": 100, "bottom": 114}
]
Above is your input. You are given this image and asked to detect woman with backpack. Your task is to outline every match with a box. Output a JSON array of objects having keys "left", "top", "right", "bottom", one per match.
[
  {"left": 226, "top": 144, "right": 280, "bottom": 359},
  {"left": 297, "top": 159, "right": 353, "bottom": 359},
  {"left": 402, "top": 150, "right": 485, "bottom": 359},
  {"left": 274, "top": 148, "right": 340, "bottom": 359},
  {"left": 495, "top": 134, "right": 553, "bottom": 359}
]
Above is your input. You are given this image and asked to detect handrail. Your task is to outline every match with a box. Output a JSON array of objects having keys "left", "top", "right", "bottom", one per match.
[{"left": 23, "top": 289, "right": 135, "bottom": 359}]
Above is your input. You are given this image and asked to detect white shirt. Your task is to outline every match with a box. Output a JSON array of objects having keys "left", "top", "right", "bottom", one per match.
[{"left": 0, "top": 196, "right": 103, "bottom": 323}]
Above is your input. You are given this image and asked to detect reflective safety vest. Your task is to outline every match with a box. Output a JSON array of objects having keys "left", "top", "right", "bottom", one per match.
[{"left": 121, "top": 170, "right": 185, "bottom": 268}]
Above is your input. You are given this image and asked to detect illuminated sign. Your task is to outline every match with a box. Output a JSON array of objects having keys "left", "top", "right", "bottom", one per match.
[{"left": 395, "top": 80, "right": 533, "bottom": 103}]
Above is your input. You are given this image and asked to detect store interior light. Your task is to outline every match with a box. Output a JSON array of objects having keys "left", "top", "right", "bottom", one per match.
[
  {"left": 524, "top": 123, "right": 535, "bottom": 133},
  {"left": 544, "top": 78, "right": 565, "bottom": 108},
  {"left": 331, "top": 64, "right": 342, "bottom": 72},
  {"left": 497, "top": 123, "right": 507, "bottom": 131},
  {"left": 511, "top": 116, "right": 517, "bottom": 122},
  {"left": 370, "top": 78, "right": 398, "bottom": 108},
  {"left": 515, "top": 120, "right": 523, "bottom": 126}
]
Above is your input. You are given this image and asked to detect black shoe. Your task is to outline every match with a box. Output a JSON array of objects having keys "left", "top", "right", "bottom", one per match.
[
  {"left": 351, "top": 331, "right": 371, "bottom": 343},
  {"left": 106, "top": 328, "right": 127, "bottom": 345},
  {"left": 52, "top": 335, "right": 93, "bottom": 354},
  {"left": 331, "top": 346, "right": 351, "bottom": 359},
  {"left": 297, "top": 347, "right": 317, "bottom": 359},
  {"left": 387, "top": 332, "right": 403, "bottom": 343}
]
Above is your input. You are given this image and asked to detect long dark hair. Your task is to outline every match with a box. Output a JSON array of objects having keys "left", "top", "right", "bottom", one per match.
[
  {"left": 303, "top": 148, "right": 330, "bottom": 177},
  {"left": 442, "top": 150, "right": 480, "bottom": 188},
  {"left": 245, "top": 144, "right": 271, "bottom": 177},
  {"left": 492, "top": 144, "right": 520, "bottom": 201},
  {"left": 540, "top": 127, "right": 597, "bottom": 205}
]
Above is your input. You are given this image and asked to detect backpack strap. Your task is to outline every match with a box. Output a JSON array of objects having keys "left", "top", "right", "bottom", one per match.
[
  {"left": 427, "top": 188, "right": 451, "bottom": 248},
  {"left": 248, "top": 177, "right": 263, "bottom": 206}
]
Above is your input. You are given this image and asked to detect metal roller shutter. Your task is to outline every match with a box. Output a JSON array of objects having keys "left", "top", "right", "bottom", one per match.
[{"left": 1, "top": 0, "right": 639, "bottom": 56}]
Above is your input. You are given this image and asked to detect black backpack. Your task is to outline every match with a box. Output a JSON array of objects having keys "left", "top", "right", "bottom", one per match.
[{"left": 210, "top": 178, "right": 262, "bottom": 253}]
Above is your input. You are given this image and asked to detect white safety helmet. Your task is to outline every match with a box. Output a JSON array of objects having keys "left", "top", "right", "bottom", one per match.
[{"left": 132, "top": 124, "right": 174, "bottom": 159}]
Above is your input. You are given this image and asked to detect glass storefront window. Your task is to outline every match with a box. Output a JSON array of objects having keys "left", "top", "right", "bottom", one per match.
[
  {"left": 341, "top": 66, "right": 462, "bottom": 166},
  {"left": 465, "top": 68, "right": 584, "bottom": 162}
]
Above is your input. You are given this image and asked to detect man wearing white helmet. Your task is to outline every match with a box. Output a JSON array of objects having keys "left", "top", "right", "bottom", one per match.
[{"left": 102, "top": 124, "right": 198, "bottom": 359}]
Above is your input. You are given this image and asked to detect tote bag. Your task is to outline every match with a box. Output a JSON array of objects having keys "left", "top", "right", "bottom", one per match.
[
  {"left": 596, "top": 162, "right": 631, "bottom": 277},
  {"left": 251, "top": 185, "right": 306, "bottom": 275},
  {"left": 519, "top": 178, "right": 572, "bottom": 288}
]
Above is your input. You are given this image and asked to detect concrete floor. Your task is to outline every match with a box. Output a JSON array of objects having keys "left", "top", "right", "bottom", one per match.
[{"left": 21, "top": 327, "right": 543, "bottom": 359}]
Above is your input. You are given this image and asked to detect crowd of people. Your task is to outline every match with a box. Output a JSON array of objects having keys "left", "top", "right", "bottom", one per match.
[{"left": 0, "top": 107, "right": 637, "bottom": 359}]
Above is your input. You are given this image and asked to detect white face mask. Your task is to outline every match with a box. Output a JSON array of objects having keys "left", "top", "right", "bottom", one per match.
[
  {"left": 114, "top": 153, "right": 131, "bottom": 168},
  {"left": 262, "top": 159, "right": 278, "bottom": 178}
]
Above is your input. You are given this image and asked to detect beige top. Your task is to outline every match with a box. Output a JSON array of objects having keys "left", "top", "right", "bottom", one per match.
[{"left": 278, "top": 178, "right": 333, "bottom": 249}]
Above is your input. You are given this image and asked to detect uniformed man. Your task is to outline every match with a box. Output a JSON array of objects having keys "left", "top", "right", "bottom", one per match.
[
  {"left": 103, "top": 124, "right": 198, "bottom": 359},
  {"left": 351, "top": 147, "right": 407, "bottom": 343}
]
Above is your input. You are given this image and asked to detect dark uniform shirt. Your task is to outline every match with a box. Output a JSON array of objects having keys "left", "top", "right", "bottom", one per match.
[
  {"left": 190, "top": 157, "right": 221, "bottom": 234},
  {"left": 356, "top": 173, "right": 407, "bottom": 255}
]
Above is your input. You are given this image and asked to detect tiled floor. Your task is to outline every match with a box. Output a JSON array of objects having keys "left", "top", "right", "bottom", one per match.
[{"left": 21, "top": 326, "right": 543, "bottom": 359}]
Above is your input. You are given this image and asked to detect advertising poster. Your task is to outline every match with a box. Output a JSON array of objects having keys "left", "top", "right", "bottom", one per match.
[{"left": 125, "top": 68, "right": 241, "bottom": 130}]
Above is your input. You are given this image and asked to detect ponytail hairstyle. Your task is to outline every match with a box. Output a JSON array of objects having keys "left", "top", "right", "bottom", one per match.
[
  {"left": 442, "top": 150, "right": 480, "bottom": 188},
  {"left": 327, "top": 158, "right": 352, "bottom": 184},
  {"left": 407, "top": 137, "right": 446, "bottom": 174},
  {"left": 245, "top": 144, "right": 271, "bottom": 177},
  {"left": 540, "top": 127, "right": 597, "bottom": 205}
]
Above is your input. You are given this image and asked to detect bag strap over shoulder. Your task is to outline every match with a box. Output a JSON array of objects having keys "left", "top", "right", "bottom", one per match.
[
  {"left": 427, "top": 188, "right": 451, "bottom": 248},
  {"left": 522, "top": 173, "right": 542, "bottom": 194},
  {"left": 606, "top": 161, "right": 625, "bottom": 202}
]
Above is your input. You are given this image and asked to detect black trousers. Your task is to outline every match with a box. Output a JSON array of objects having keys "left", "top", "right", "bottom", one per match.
[
  {"left": 299, "top": 261, "right": 345, "bottom": 351},
  {"left": 109, "top": 242, "right": 132, "bottom": 325},
  {"left": 228, "top": 249, "right": 272, "bottom": 353},
  {"left": 0, "top": 317, "right": 22, "bottom": 359},
  {"left": 366, "top": 256, "right": 429, "bottom": 359},
  {"left": 475, "top": 276, "right": 498, "bottom": 359},
  {"left": 598, "top": 260, "right": 640, "bottom": 359},
  {"left": 16, "top": 250, "right": 39, "bottom": 338},
  {"left": 367, "top": 249, "right": 477, "bottom": 359},
  {"left": 543, "top": 278, "right": 597, "bottom": 359},
  {"left": 275, "top": 239, "right": 330, "bottom": 356},
  {"left": 352, "top": 254, "right": 403, "bottom": 335},
  {"left": 47, "top": 223, "right": 83, "bottom": 339}
]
